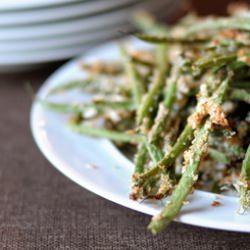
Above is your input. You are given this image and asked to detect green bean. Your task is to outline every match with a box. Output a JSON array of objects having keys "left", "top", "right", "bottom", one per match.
[
  {"left": 137, "top": 45, "right": 168, "bottom": 173},
  {"left": 128, "top": 62, "right": 144, "bottom": 107},
  {"left": 69, "top": 123, "right": 144, "bottom": 144},
  {"left": 135, "top": 71, "right": 167, "bottom": 172},
  {"left": 240, "top": 144, "right": 250, "bottom": 211},
  {"left": 133, "top": 18, "right": 169, "bottom": 189},
  {"left": 137, "top": 59, "right": 167, "bottom": 125},
  {"left": 132, "top": 14, "right": 169, "bottom": 185},
  {"left": 39, "top": 99, "right": 134, "bottom": 114},
  {"left": 135, "top": 43, "right": 166, "bottom": 178},
  {"left": 186, "top": 17, "right": 250, "bottom": 34},
  {"left": 137, "top": 34, "right": 207, "bottom": 44},
  {"left": 145, "top": 142, "right": 164, "bottom": 164},
  {"left": 136, "top": 124, "right": 193, "bottom": 185},
  {"left": 209, "top": 148, "right": 230, "bottom": 164},
  {"left": 148, "top": 70, "right": 179, "bottom": 146},
  {"left": 163, "top": 74, "right": 178, "bottom": 108},
  {"left": 120, "top": 45, "right": 145, "bottom": 109},
  {"left": 148, "top": 123, "right": 210, "bottom": 234},
  {"left": 48, "top": 78, "right": 94, "bottom": 95},
  {"left": 120, "top": 44, "right": 149, "bottom": 176},
  {"left": 193, "top": 54, "right": 237, "bottom": 70},
  {"left": 130, "top": 55, "right": 155, "bottom": 68},
  {"left": 148, "top": 76, "right": 231, "bottom": 234},
  {"left": 213, "top": 75, "right": 231, "bottom": 103},
  {"left": 148, "top": 103, "right": 169, "bottom": 146},
  {"left": 134, "top": 143, "right": 148, "bottom": 173},
  {"left": 81, "top": 62, "right": 123, "bottom": 76},
  {"left": 229, "top": 89, "right": 250, "bottom": 104}
]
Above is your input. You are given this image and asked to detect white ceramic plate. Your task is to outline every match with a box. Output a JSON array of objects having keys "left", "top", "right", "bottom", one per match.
[
  {"left": 0, "top": 23, "right": 131, "bottom": 53},
  {"left": 0, "top": 0, "right": 80, "bottom": 11},
  {"left": 31, "top": 38, "right": 250, "bottom": 233},
  {"left": 0, "top": 39, "right": 112, "bottom": 72},
  {"left": 0, "top": 0, "right": 173, "bottom": 41},
  {"left": 0, "top": 5, "right": 173, "bottom": 53},
  {"left": 0, "top": 8, "right": 131, "bottom": 41},
  {"left": 0, "top": 6, "right": 178, "bottom": 72},
  {"left": 0, "top": 0, "right": 142, "bottom": 26}
]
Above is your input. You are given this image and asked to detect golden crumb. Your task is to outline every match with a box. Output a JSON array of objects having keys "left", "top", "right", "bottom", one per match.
[
  {"left": 211, "top": 201, "right": 221, "bottom": 207},
  {"left": 237, "top": 49, "right": 250, "bottom": 64},
  {"left": 132, "top": 50, "right": 154, "bottom": 62},
  {"left": 220, "top": 29, "right": 241, "bottom": 39},
  {"left": 81, "top": 61, "right": 121, "bottom": 75},
  {"left": 188, "top": 97, "right": 229, "bottom": 129},
  {"left": 148, "top": 103, "right": 168, "bottom": 143},
  {"left": 183, "top": 150, "right": 194, "bottom": 170},
  {"left": 126, "top": 129, "right": 136, "bottom": 135},
  {"left": 156, "top": 175, "right": 173, "bottom": 198}
]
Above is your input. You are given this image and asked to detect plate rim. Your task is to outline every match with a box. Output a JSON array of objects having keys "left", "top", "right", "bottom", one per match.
[
  {"left": 0, "top": 0, "right": 143, "bottom": 26},
  {"left": 0, "top": 23, "right": 131, "bottom": 54},
  {"left": 0, "top": 0, "right": 82, "bottom": 11},
  {"left": 0, "top": 0, "right": 175, "bottom": 41}
]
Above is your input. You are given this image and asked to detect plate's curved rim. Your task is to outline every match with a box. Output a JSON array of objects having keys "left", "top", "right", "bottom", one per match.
[
  {"left": 0, "top": 7, "right": 132, "bottom": 41},
  {"left": 0, "top": 0, "right": 142, "bottom": 27},
  {"left": 30, "top": 38, "right": 250, "bottom": 233},
  {"left": 0, "top": 0, "right": 174, "bottom": 41},
  {"left": 0, "top": 23, "right": 130, "bottom": 53},
  {"left": 0, "top": 0, "right": 82, "bottom": 11}
]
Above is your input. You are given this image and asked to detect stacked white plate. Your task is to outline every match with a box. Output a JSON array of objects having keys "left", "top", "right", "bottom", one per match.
[{"left": 0, "top": 0, "right": 181, "bottom": 72}]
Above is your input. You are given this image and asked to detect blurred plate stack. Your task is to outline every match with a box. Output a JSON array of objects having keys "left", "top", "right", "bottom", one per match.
[{"left": 0, "top": 0, "right": 181, "bottom": 72}]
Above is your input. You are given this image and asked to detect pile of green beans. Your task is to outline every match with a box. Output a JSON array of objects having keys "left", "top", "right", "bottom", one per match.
[{"left": 40, "top": 10, "right": 250, "bottom": 234}]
